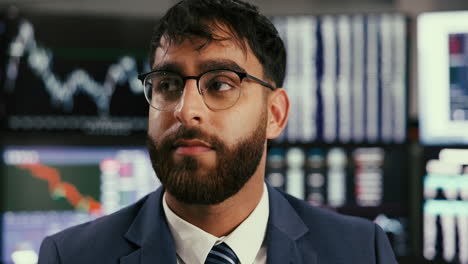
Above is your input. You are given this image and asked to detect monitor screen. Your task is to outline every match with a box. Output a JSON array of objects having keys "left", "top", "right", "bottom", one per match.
[
  {"left": 265, "top": 144, "right": 410, "bottom": 256},
  {"left": 273, "top": 14, "right": 407, "bottom": 144},
  {"left": 1, "top": 12, "right": 155, "bottom": 135},
  {"left": 422, "top": 147, "right": 468, "bottom": 264},
  {"left": 418, "top": 11, "right": 468, "bottom": 145},
  {"left": 0, "top": 146, "right": 160, "bottom": 264}
]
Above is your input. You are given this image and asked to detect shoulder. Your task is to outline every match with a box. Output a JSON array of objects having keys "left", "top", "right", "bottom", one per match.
[
  {"left": 273, "top": 187, "right": 375, "bottom": 233},
  {"left": 38, "top": 193, "right": 152, "bottom": 263},
  {"left": 54, "top": 195, "right": 146, "bottom": 241},
  {"left": 269, "top": 187, "right": 397, "bottom": 263}
]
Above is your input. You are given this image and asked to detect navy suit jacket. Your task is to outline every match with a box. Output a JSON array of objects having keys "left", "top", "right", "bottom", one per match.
[{"left": 38, "top": 185, "right": 398, "bottom": 263}]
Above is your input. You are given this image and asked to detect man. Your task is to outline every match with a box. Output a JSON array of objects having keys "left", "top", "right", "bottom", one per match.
[{"left": 38, "top": 0, "right": 398, "bottom": 263}]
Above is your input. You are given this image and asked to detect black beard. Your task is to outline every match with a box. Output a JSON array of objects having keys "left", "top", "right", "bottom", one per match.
[{"left": 146, "top": 114, "right": 266, "bottom": 205}]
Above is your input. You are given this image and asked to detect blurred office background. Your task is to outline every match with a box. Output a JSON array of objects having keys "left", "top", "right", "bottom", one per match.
[{"left": 1, "top": 0, "right": 468, "bottom": 263}]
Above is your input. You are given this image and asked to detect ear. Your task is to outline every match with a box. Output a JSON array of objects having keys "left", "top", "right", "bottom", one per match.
[{"left": 266, "top": 88, "right": 289, "bottom": 139}]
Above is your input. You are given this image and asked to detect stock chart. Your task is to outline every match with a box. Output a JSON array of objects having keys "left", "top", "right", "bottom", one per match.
[{"left": 1, "top": 14, "right": 154, "bottom": 135}]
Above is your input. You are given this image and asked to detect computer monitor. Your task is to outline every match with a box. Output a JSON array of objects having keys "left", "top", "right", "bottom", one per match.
[
  {"left": 273, "top": 14, "right": 407, "bottom": 144},
  {"left": 265, "top": 144, "right": 410, "bottom": 257},
  {"left": 0, "top": 146, "right": 160, "bottom": 264},
  {"left": 422, "top": 147, "right": 468, "bottom": 264},
  {"left": 1, "top": 12, "right": 154, "bottom": 136},
  {"left": 418, "top": 11, "right": 468, "bottom": 145}
]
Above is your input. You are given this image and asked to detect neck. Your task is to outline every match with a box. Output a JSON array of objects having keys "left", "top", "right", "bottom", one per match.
[{"left": 165, "top": 160, "right": 266, "bottom": 237}]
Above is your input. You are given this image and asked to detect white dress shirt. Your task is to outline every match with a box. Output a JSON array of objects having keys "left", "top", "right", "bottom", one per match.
[{"left": 162, "top": 183, "right": 269, "bottom": 264}]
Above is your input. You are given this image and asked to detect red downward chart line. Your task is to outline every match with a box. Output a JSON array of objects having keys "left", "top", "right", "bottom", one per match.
[{"left": 19, "top": 164, "right": 102, "bottom": 213}]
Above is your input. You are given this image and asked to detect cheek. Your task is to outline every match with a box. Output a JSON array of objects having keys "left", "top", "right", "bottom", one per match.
[
  {"left": 218, "top": 112, "right": 243, "bottom": 142},
  {"left": 148, "top": 110, "right": 173, "bottom": 138},
  {"left": 220, "top": 104, "right": 264, "bottom": 142}
]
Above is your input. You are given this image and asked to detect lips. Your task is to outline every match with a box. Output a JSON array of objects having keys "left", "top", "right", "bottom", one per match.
[{"left": 173, "top": 139, "right": 214, "bottom": 155}]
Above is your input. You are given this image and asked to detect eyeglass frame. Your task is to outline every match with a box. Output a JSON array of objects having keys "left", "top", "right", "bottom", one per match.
[{"left": 138, "top": 69, "right": 276, "bottom": 111}]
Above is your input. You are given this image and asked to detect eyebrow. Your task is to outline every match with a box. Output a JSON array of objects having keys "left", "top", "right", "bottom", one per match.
[
  {"left": 197, "top": 59, "right": 246, "bottom": 74},
  {"left": 152, "top": 59, "right": 247, "bottom": 76},
  {"left": 151, "top": 63, "right": 184, "bottom": 74}
]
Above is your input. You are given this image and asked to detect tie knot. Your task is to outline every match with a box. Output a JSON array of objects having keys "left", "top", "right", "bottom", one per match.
[{"left": 205, "top": 242, "right": 240, "bottom": 264}]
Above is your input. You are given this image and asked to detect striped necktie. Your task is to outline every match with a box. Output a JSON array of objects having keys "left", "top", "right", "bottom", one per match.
[{"left": 205, "top": 242, "right": 240, "bottom": 264}]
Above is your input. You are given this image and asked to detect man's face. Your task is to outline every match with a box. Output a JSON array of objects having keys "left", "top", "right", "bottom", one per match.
[{"left": 146, "top": 31, "right": 270, "bottom": 205}]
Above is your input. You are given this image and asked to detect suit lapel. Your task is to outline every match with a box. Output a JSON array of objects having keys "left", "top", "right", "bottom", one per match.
[
  {"left": 120, "top": 187, "right": 177, "bottom": 264},
  {"left": 119, "top": 185, "right": 319, "bottom": 264},
  {"left": 120, "top": 250, "right": 141, "bottom": 264},
  {"left": 266, "top": 185, "right": 317, "bottom": 264}
]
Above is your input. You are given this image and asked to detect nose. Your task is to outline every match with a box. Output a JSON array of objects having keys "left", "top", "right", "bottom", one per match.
[{"left": 173, "top": 79, "right": 208, "bottom": 126}]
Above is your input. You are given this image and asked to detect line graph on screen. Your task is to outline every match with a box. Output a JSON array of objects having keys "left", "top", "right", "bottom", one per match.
[
  {"left": 18, "top": 163, "right": 101, "bottom": 214},
  {"left": 4, "top": 20, "right": 145, "bottom": 115}
]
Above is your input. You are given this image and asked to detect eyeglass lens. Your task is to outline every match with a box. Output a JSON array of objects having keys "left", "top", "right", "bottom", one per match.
[{"left": 143, "top": 70, "right": 242, "bottom": 111}]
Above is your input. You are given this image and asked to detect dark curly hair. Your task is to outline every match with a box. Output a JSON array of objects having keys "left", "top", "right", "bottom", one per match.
[{"left": 149, "top": 0, "right": 286, "bottom": 88}]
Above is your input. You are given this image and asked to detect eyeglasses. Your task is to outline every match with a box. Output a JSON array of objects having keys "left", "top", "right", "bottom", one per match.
[{"left": 138, "top": 69, "right": 275, "bottom": 111}]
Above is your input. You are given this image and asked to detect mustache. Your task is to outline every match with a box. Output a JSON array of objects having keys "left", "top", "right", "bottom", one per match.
[{"left": 149, "top": 126, "right": 224, "bottom": 150}]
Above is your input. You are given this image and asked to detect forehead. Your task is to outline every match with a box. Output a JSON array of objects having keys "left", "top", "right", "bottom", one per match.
[{"left": 153, "top": 32, "right": 262, "bottom": 75}]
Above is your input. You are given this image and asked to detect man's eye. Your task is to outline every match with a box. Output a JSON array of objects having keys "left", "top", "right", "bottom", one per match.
[
  {"left": 154, "top": 79, "right": 180, "bottom": 93},
  {"left": 207, "top": 81, "right": 234, "bottom": 92},
  {"left": 205, "top": 75, "right": 238, "bottom": 92}
]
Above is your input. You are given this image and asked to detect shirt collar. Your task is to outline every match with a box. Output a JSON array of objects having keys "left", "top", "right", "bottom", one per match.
[
  {"left": 223, "top": 183, "right": 269, "bottom": 264},
  {"left": 163, "top": 183, "right": 270, "bottom": 264},
  {"left": 162, "top": 193, "right": 218, "bottom": 264}
]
